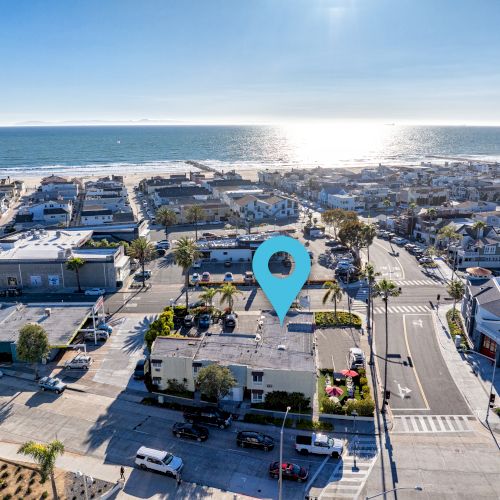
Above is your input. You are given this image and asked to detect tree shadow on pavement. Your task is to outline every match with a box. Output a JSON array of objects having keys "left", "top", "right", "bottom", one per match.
[{"left": 122, "top": 315, "right": 155, "bottom": 355}]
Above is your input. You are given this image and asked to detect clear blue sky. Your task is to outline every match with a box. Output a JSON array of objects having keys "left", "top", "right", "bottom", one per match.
[{"left": 1, "top": 0, "right": 500, "bottom": 125}]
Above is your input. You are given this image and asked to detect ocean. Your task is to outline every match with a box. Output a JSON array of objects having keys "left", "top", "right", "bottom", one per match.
[{"left": 1, "top": 124, "right": 500, "bottom": 177}]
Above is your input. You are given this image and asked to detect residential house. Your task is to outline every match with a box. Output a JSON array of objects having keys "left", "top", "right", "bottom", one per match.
[
  {"left": 39, "top": 175, "right": 79, "bottom": 200},
  {"left": 15, "top": 201, "right": 73, "bottom": 227},
  {"left": 80, "top": 208, "right": 114, "bottom": 225},
  {"left": 462, "top": 277, "right": 500, "bottom": 366},
  {"left": 397, "top": 187, "right": 449, "bottom": 207}
]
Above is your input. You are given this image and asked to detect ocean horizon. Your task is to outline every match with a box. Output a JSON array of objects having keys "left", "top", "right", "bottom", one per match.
[{"left": 1, "top": 123, "right": 500, "bottom": 177}]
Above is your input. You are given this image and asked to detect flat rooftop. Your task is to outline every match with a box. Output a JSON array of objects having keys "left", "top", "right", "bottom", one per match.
[
  {"left": 0, "top": 229, "right": 117, "bottom": 261},
  {"left": 0, "top": 303, "right": 92, "bottom": 346},
  {"left": 152, "top": 311, "right": 315, "bottom": 372},
  {"left": 0, "top": 229, "right": 92, "bottom": 261}
]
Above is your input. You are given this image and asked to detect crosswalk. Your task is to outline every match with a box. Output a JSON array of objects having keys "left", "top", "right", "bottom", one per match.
[
  {"left": 318, "top": 436, "right": 378, "bottom": 499},
  {"left": 395, "top": 279, "right": 442, "bottom": 287},
  {"left": 393, "top": 414, "right": 475, "bottom": 434},
  {"left": 373, "top": 304, "right": 433, "bottom": 314}
]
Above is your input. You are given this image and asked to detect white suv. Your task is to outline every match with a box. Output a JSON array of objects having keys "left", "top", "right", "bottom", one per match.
[
  {"left": 135, "top": 446, "right": 183, "bottom": 478},
  {"left": 64, "top": 354, "right": 93, "bottom": 370}
]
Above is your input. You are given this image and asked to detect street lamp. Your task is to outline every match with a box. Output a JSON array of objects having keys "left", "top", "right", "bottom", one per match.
[
  {"left": 366, "top": 486, "right": 423, "bottom": 499},
  {"left": 76, "top": 471, "right": 93, "bottom": 500},
  {"left": 351, "top": 410, "right": 358, "bottom": 469},
  {"left": 278, "top": 406, "right": 291, "bottom": 500}
]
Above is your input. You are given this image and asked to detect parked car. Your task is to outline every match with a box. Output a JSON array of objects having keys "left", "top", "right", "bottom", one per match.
[
  {"left": 39, "top": 376, "right": 66, "bottom": 394},
  {"left": 64, "top": 354, "right": 93, "bottom": 370},
  {"left": 134, "top": 359, "right": 147, "bottom": 380},
  {"left": 418, "top": 257, "right": 433, "bottom": 264},
  {"left": 184, "top": 314, "right": 195, "bottom": 327},
  {"left": 172, "top": 422, "right": 209, "bottom": 442},
  {"left": 96, "top": 322, "right": 113, "bottom": 334},
  {"left": 349, "top": 347, "right": 366, "bottom": 370},
  {"left": 244, "top": 271, "right": 254, "bottom": 284},
  {"left": 198, "top": 313, "right": 211, "bottom": 329},
  {"left": 201, "top": 272, "right": 211, "bottom": 282},
  {"left": 223, "top": 272, "right": 234, "bottom": 282},
  {"left": 202, "top": 232, "right": 217, "bottom": 238},
  {"left": 224, "top": 313, "right": 237, "bottom": 327},
  {"left": 236, "top": 431, "right": 274, "bottom": 451},
  {"left": 191, "top": 273, "right": 200, "bottom": 284},
  {"left": 295, "top": 433, "right": 343, "bottom": 457},
  {"left": 135, "top": 446, "right": 183, "bottom": 478},
  {"left": 84, "top": 288, "right": 105, "bottom": 296},
  {"left": 183, "top": 406, "right": 232, "bottom": 429},
  {"left": 156, "top": 240, "right": 170, "bottom": 249},
  {"left": 269, "top": 462, "right": 309, "bottom": 482},
  {"left": 135, "top": 270, "right": 152, "bottom": 279},
  {"left": 83, "top": 330, "right": 109, "bottom": 342}
]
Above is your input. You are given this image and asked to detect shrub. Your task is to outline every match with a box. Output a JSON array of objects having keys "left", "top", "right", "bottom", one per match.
[
  {"left": 359, "top": 377, "right": 368, "bottom": 387},
  {"left": 262, "top": 391, "right": 311, "bottom": 412},
  {"left": 165, "top": 379, "right": 194, "bottom": 398},
  {"left": 145, "top": 309, "right": 175, "bottom": 349},
  {"left": 3, "top": 494, "right": 12, "bottom": 500},
  {"left": 315, "top": 311, "right": 362, "bottom": 328},
  {"left": 344, "top": 397, "right": 375, "bottom": 417},
  {"left": 357, "top": 368, "right": 366, "bottom": 378},
  {"left": 41, "top": 491, "right": 49, "bottom": 499},
  {"left": 296, "top": 419, "right": 333, "bottom": 431},
  {"left": 15, "top": 486, "right": 21, "bottom": 495},
  {"left": 320, "top": 398, "right": 344, "bottom": 414},
  {"left": 0, "top": 472, "right": 8, "bottom": 479},
  {"left": 494, "top": 407, "right": 500, "bottom": 417}
]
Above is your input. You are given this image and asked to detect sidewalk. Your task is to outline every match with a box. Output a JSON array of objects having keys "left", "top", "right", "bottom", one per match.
[
  {"left": 435, "top": 303, "right": 500, "bottom": 431},
  {"left": 0, "top": 441, "right": 256, "bottom": 500}
]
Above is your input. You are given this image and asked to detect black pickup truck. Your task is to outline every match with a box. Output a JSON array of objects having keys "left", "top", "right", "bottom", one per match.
[{"left": 183, "top": 406, "right": 232, "bottom": 429}]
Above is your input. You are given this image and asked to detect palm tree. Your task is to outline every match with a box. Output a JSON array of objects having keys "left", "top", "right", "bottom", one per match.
[
  {"left": 156, "top": 207, "right": 177, "bottom": 237},
  {"left": 173, "top": 237, "right": 201, "bottom": 308},
  {"left": 360, "top": 223, "right": 377, "bottom": 262},
  {"left": 218, "top": 283, "right": 243, "bottom": 311},
  {"left": 407, "top": 201, "right": 418, "bottom": 237},
  {"left": 18, "top": 440, "right": 65, "bottom": 499},
  {"left": 186, "top": 205, "right": 206, "bottom": 241},
  {"left": 362, "top": 263, "right": 380, "bottom": 365},
  {"left": 66, "top": 257, "right": 85, "bottom": 292},
  {"left": 447, "top": 279, "right": 465, "bottom": 320},
  {"left": 427, "top": 207, "right": 438, "bottom": 245},
  {"left": 322, "top": 280, "right": 344, "bottom": 316},
  {"left": 127, "top": 237, "right": 157, "bottom": 287},
  {"left": 438, "top": 224, "right": 461, "bottom": 281},
  {"left": 382, "top": 198, "right": 391, "bottom": 226},
  {"left": 199, "top": 286, "right": 218, "bottom": 307},
  {"left": 373, "top": 278, "right": 400, "bottom": 412}
]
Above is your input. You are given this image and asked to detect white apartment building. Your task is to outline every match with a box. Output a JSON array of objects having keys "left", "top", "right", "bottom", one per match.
[{"left": 149, "top": 313, "right": 316, "bottom": 403}]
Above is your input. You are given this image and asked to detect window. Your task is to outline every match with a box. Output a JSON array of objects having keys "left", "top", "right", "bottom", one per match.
[
  {"left": 193, "top": 363, "right": 202, "bottom": 374},
  {"left": 251, "top": 390, "right": 263, "bottom": 402},
  {"left": 252, "top": 372, "right": 263, "bottom": 384},
  {"left": 152, "top": 377, "right": 162, "bottom": 385},
  {"left": 484, "top": 245, "right": 496, "bottom": 255},
  {"left": 151, "top": 359, "right": 162, "bottom": 370}
]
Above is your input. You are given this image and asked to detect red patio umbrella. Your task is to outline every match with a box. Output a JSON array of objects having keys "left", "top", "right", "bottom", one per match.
[
  {"left": 340, "top": 369, "right": 358, "bottom": 378},
  {"left": 326, "top": 386, "right": 344, "bottom": 397}
]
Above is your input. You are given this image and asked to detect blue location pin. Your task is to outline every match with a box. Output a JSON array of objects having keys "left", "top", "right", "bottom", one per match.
[{"left": 252, "top": 236, "right": 311, "bottom": 325}]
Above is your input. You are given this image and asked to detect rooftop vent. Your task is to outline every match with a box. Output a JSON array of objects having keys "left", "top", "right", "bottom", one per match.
[
  {"left": 254, "top": 334, "right": 262, "bottom": 343},
  {"left": 277, "top": 344, "right": 287, "bottom": 351}
]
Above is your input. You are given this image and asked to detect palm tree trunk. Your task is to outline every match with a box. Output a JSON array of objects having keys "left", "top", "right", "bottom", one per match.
[
  {"left": 367, "top": 244, "right": 370, "bottom": 263},
  {"left": 382, "top": 297, "right": 389, "bottom": 413},
  {"left": 334, "top": 298, "right": 337, "bottom": 317},
  {"left": 194, "top": 218, "right": 198, "bottom": 241},
  {"left": 452, "top": 297, "right": 456, "bottom": 320},
  {"left": 185, "top": 271, "right": 189, "bottom": 309},
  {"left": 141, "top": 259, "right": 146, "bottom": 287},
  {"left": 76, "top": 269, "right": 82, "bottom": 292},
  {"left": 50, "top": 472, "right": 58, "bottom": 500}
]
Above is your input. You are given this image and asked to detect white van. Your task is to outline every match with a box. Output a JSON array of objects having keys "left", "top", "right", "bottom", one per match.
[
  {"left": 349, "top": 347, "right": 366, "bottom": 370},
  {"left": 135, "top": 446, "right": 183, "bottom": 477}
]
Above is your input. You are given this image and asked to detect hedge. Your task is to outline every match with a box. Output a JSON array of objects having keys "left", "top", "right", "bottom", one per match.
[
  {"left": 315, "top": 311, "right": 362, "bottom": 328},
  {"left": 446, "top": 308, "right": 468, "bottom": 348},
  {"left": 243, "top": 413, "right": 294, "bottom": 427}
]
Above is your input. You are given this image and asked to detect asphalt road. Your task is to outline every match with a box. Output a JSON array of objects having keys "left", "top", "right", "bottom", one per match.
[
  {"left": 0, "top": 375, "right": 341, "bottom": 500},
  {"left": 370, "top": 238, "right": 470, "bottom": 416}
]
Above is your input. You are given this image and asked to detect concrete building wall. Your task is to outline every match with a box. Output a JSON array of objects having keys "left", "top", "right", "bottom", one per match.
[{"left": 209, "top": 248, "right": 253, "bottom": 262}]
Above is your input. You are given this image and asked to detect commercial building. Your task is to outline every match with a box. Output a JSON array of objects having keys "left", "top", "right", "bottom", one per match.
[
  {"left": 0, "top": 302, "right": 92, "bottom": 363},
  {"left": 0, "top": 228, "right": 130, "bottom": 292},
  {"left": 462, "top": 277, "right": 500, "bottom": 367},
  {"left": 150, "top": 312, "right": 316, "bottom": 403}
]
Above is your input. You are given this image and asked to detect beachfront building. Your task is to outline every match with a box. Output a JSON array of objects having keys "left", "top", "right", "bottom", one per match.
[
  {"left": 39, "top": 175, "right": 80, "bottom": 200},
  {"left": 397, "top": 187, "right": 449, "bottom": 208},
  {"left": 462, "top": 277, "right": 500, "bottom": 367},
  {"left": 151, "top": 186, "right": 211, "bottom": 208},
  {"left": 15, "top": 201, "right": 73, "bottom": 227},
  {"left": 327, "top": 193, "right": 364, "bottom": 212},
  {"left": 149, "top": 312, "right": 316, "bottom": 403},
  {"left": 139, "top": 174, "right": 190, "bottom": 194},
  {"left": 230, "top": 193, "right": 298, "bottom": 221},
  {"left": 0, "top": 228, "right": 130, "bottom": 292},
  {"left": 80, "top": 207, "right": 114, "bottom": 225}
]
